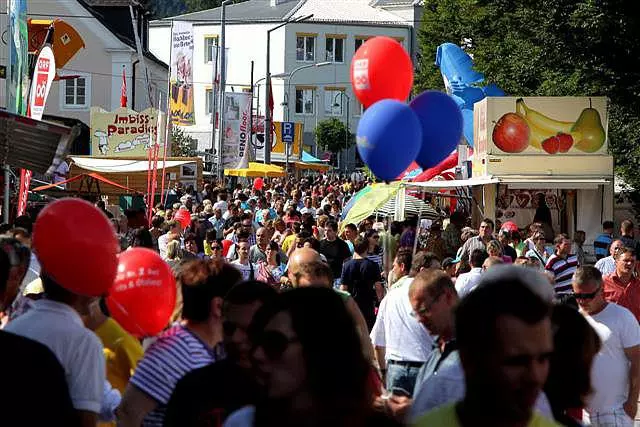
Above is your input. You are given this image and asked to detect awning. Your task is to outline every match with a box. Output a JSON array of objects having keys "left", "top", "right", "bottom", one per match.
[
  {"left": 32, "top": 172, "right": 136, "bottom": 192},
  {"left": 495, "top": 176, "right": 612, "bottom": 189},
  {"left": 70, "top": 157, "right": 195, "bottom": 173},
  {"left": 403, "top": 177, "right": 499, "bottom": 189},
  {"left": 0, "top": 110, "right": 79, "bottom": 174},
  {"left": 294, "top": 161, "right": 331, "bottom": 172},
  {"left": 301, "top": 151, "right": 329, "bottom": 163},
  {"left": 225, "top": 162, "right": 285, "bottom": 178}
]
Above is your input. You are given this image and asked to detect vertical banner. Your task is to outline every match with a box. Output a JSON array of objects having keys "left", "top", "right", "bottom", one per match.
[
  {"left": 7, "top": 0, "right": 28, "bottom": 115},
  {"left": 221, "top": 92, "right": 252, "bottom": 170},
  {"left": 169, "top": 22, "right": 195, "bottom": 126}
]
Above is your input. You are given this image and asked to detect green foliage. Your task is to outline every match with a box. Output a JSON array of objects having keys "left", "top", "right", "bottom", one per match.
[
  {"left": 314, "top": 118, "right": 354, "bottom": 155},
  {"left": 416, "top": 0, "right": 640, "bottom": 216},
  {"left": 171, "top": 127, "right": 197, "bottom": 157}
]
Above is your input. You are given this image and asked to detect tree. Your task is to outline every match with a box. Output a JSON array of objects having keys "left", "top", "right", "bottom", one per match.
[
  {"left": 315, "top": 118, "right": 354, "bottom": 166},
  {"left": 171, "top": 126, "right": 197, "bottom": 157},
  {"left": 145, "top": 0, "right": 186, "bottom": 18},
  {"left": 416, "top": 0, "right": 640, "bottom": 217}
]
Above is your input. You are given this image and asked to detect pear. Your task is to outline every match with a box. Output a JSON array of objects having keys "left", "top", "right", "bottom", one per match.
[{"left": 571, "top": 103, "right": 606, "bottom": 153}]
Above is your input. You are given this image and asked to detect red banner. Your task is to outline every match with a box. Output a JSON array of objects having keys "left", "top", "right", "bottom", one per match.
[{"left": 17, "top": 169, "right": 32, "bottom": 216}]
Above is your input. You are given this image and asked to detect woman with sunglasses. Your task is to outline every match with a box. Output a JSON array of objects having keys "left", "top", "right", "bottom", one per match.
[
  {"left": 526, "top": 232, "right": 549, "bottom": 268},
  {"left": 224, "top": 288, "right": 400, "bottom": 427},
  {"left": 256, "top": 241, "right": 286, "bottom": 287}
]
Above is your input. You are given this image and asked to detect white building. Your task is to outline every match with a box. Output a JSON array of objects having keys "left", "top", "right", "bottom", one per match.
[
  {"left": 0, "top": 0, "right": 168, "bottom": 146},
  {"left": 149, "top": 0, "right": 421, "bottom": 171}
]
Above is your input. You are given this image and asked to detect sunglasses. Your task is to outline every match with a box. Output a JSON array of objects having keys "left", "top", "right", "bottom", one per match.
[
  {"left": 254, "top": 330, "right": 299, "bottom": 360},
  {"left": 410, "top": 292, "right": 443, "bottom": 318},
  {"left": 573, "top": 287, "right": 601, "bottom": 300},
  {"left": 210, "top": 245, "right": 221, "bottom": 250}
]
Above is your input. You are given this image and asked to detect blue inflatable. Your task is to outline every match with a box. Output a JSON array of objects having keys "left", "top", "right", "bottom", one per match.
[{"left": 356, "top": 100, "right": 422, "bottom": 182}]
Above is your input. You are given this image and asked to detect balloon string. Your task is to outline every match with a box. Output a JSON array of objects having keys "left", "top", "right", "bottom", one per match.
[{"left": 109, "top": 298, "right": 149, "bottom": 338}]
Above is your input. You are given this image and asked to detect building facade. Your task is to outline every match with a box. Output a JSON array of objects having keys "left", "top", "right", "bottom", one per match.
[{"left": 149, "top": 0, "right": 421, "bottom": 171}]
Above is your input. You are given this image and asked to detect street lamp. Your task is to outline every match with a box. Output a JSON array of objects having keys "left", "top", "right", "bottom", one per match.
[
  {"left": 265, "top": 14, "right": 313, "bottom": 165},
  {"left": 217, "top": 0, "right": 234, "bottom": 181},
  {"left": 284, "top": 61, "right": 331, "bottom": 121},
  {"left": 333, "top": 91, "right": 351, "bottom": 174}
]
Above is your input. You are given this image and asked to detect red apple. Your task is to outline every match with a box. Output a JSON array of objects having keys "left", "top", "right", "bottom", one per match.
[
  {"left": 541, "top": 136, "right": 560, "bottom": 154},
  {"left": 492, "top": 113, "right": 530, "bottom": 153},
  {"left": 556, "top": 133, "right": 573, "bottom": 153}
]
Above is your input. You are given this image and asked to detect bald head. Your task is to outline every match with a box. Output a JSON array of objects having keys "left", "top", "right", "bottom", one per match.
[{"left": 287, "top": 248, "right": 331, "bottom": 287}]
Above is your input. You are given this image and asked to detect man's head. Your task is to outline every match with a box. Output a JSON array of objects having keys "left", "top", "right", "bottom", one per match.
[
  {"left": 609, "top": 239, "right": 624, "bottom": 258},
  {"left": 304, "top": 196, "right": 312, "bottom": 208},
  {"left": 223, "top": 281, "right": 278, "bottom": 369},
  {"left": 393, "top": 249, "right": 412, "bottom": 280},
  {"left": 353, "top": 236, "right": 369, "bottom": 256},
  {"left": 408, "top": 270, "right": 458, "bottom": 337},
  {"left": 184, "top": 233, "right": 198, "bottom": 255},
  {"left": 554, "top": 233, "right": 571, "bottom": 257},
  {"left": 236, "top": 239, "right": 251, "bottom": 261},
  {"left": 615, "top": 247, "right": 636, "bottom": 278},
  {"left": 574, "top": 230, "right": 586, "bottom": 245},
  {"left": 441, "top": 257, "right": 458, "bottom": 278},
  {"left": 572, "top": 266, "right": 605, "bottom": 315},
  {"left": 483, "top": 256, "right": 504, "bottom": 271},
  {"left": 179, "top": 259, "right": 242, "bottom": 325},
  {"left": 602, "top": 220, "right": 614, "bottom": 234},
  {"left": 456, "top": 266, "right": 553, "bottom": 424},
  {"left": 470, "top": 248, "right": 489, "bottom": 269},
  {"left": 621, "top": 219, "right": 634, "bottom": 237},
  {"left": 409, "top": 251, "right": 441, "bottom": 276},
  {"left": 256, "top": 227, "right": 269, "bottom": 248},
  {"left": 287, "top": 248, "right": 330, "bottom": 287},
  {"left": 479, "top": 218, "right": 494, "bottom": 240},
  {"left": 324, "top": 220, "right": 339, "bottom": 242},
  {"left": 344, "top": 223, "right": 357, "bottom": 242}
]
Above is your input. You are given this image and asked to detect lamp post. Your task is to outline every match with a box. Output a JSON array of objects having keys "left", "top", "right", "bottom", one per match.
[
  {"left": 333, "top": 91, "right": 351, "bottom": 174},
  {"left": 265, "top": 14, "right": 313, "bottom": 165},
  {"left": 217, "top": 0, "right": 233, "bottom": 181},
  {"left": 284, "top": 61, "right": 331, "bottom": 121}
]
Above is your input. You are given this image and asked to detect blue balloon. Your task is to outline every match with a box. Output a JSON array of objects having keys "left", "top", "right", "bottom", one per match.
[
  {"left": 410, "top": 91, "right": 463, "bottom": 169},
  {"left": 356, "top": 100, "right": 422, "bottom": 182}
]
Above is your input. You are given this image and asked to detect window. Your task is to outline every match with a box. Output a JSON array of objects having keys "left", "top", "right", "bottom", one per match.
[
  {"left": 324, "top": 88, "right": 344, "bottom": 116},
  {"left": 204, "top": 36, "right": 218, "bottom": 62},
  {"left": 205, "top": 89, "right": 213, "bottom": 114},
  {"left": 355, "top": 37, "right": 369, "bottom": 52},
  {"left": 63, "top": 75, "right": 90, "bottom": 108},
  {"left": 296, "top": 35, "right": 315, "bottom": 62},
  {"left": 295, "top": 88, "right": 314, "bottom": 115},
  {"left": 325, "top": 36, "right": 344, "bottom": 63},
  {"left": 355, "top": 101, "right": 365, "bottom": 117}
]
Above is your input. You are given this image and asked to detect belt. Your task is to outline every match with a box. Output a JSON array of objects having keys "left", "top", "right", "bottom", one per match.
[{"left": 387, "top": 360, "right": 424, "bottom": 368}]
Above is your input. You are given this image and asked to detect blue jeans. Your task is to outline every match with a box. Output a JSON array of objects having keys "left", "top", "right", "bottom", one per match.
[{"left": 386, "top": 362, "right": 423, "bottom": 397}]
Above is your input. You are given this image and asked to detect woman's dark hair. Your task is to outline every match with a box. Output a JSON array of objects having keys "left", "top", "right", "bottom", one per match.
[
  {"left": 131, "top": 227, "right": 154, "bottom": 249},
  {"left": 544, "top": 304, "right": 601, "bottom": 420},
  {"left": 267, "top": 240, "right": 281, "bottom": 265},
  {"left": 151, "top": 215, "right": 164, "bottom": 229},
  {"left": 251, "top": 288, "right": 372, "bottom": 427}
]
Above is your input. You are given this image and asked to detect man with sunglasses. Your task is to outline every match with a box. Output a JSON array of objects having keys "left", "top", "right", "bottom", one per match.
[
  {"left": 573, "top": 266, "right": 640, "bottom": 426},
  {"left": 603, "top": 247, "right": 640, "bottom": 322},
  {"left": 165, "top": 281, "right": 277, "bottom": 427}
]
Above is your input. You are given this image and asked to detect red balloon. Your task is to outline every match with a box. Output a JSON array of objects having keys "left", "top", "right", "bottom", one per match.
[
  {"left": 174, "top": 208, "right": 191, "bottom": 229},
  {"left": 501, "top": 221, "right": 519, "bottom": 232},
  {"left": 351, "top": 36, "right": 413, "bottom": 108},
  {"left": 106, "top": 248, "right": 176, "bottom": 338},
  {"left": 33, "top": 198, "right": 119, "bottom": 296},
  {"left": 253, "top": 177, "right": 264, "bottom": 190}
]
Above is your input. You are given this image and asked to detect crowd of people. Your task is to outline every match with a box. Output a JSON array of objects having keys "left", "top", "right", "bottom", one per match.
[{"left": 1, "top": 174, "right": 640, "bottom": 427}]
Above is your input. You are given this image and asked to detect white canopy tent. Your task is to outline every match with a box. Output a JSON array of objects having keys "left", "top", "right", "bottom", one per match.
[{"left": 69, "top": 157, "right": 195, "bottom": 173}]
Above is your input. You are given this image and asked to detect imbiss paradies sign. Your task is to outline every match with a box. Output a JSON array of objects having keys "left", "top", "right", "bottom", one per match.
[{"left": 90, "top": 107, "right": 167, "bottom": 157}]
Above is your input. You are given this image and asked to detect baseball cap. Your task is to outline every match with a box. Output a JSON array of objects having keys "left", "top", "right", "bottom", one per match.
[{"left": 442, "top": 257, "right": 460, "bottom": 269}]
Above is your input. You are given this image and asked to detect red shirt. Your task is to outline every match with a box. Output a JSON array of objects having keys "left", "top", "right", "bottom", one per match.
[{"left": 603, "top": 272, "right": 640, "bottom": 322}]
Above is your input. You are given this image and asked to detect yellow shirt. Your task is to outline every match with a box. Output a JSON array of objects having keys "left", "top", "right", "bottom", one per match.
[
  {"left": 95, "top": 317, "right": 144, "bottom": 394},
  {"left": 282, "top": 233, "right": 297, "bottom": 254},
  {"left": 412, "top": 403, "right": 561, "bottom": 427}
]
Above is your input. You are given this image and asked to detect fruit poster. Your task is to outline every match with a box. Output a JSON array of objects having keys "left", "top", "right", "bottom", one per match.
[{"left": 475, "top": 97, "right": 608, "bottom": 156}]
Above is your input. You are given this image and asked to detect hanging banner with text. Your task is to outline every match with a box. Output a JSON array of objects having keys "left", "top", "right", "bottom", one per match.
[
  {"left": 169, "top": 21, "right": 195, "bottom": 126},
  {"left": 221, "top": 92, "right": 251, "bottom": 170},
  {"left": 90, "top": 107, "right": 166, "bottom": 157}
]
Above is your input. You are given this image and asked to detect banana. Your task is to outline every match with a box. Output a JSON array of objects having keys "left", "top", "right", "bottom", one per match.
[
  {"left": 516, "top": 98, "right": 574, "bottom": 135},
  {"left": 516, "top": 109, "right": 583, "bottom": 150}
]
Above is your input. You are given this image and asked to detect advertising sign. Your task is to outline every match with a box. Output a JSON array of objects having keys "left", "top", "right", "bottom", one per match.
[
  {"left": 474, "top": 97, "right": 608, "bottom": 156},
  {"left": 221, "top": 92, "right": 252, "bottom": 170},
  {"left": 7, "top": 0, "right": 28, "bottom": 116},
  {"left": 169, "top": 22, "right": 195, "bottom": 126},
  {"left": 90, "top": 107, "right": 166, "bottom": 157},
  {"left": 28, "top": 46, "right": 56, "bottom": 121},
  {"left": 272, "top": 121, "right": 303, "bottom": 158}
]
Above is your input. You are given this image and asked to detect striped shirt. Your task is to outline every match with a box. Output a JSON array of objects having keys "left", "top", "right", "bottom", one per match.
[
  {"left": 130, "top": 325, "right": 224, "bottom": 426},
  {"left": 367, "top": 250, "right": 384, "bottom": 272},
  {"left": 545, "top": 253, "right": 579, "bottom": 294}
]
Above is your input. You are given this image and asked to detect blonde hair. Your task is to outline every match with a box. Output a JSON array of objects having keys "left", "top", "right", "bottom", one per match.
[
  {"left": 486, "top": 240, "right": 503, "bottom": 256},
  {"left": 166, "top": 240, "right": 182, "bottom": 260}
]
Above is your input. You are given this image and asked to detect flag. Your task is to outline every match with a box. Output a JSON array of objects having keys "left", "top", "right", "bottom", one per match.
[
  {"left": 121, "top": 66, "right": 127, "bottom": 108},
  {"left": 268, "top": 77, "right": 274, "bottom": 120}
]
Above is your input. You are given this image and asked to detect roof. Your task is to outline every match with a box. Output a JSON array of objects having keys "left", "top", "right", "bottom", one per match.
[
  {"left": 370, "top": 0, "right": 420, "bottom": 6},
  {"left": 165, "top": 0, "right": 304, "bottom": 23},
  {"left": 83, "top": 0, "right": 137, "bottom": 6},
  {"left": 76, "top": 0, "right": 168, "bottom": 69},
  {"left": 152, "top": 0, "right": 412, "bottom": 25}
]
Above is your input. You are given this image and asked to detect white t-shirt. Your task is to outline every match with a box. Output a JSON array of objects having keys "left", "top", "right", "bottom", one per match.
[
  {"left": 232, "top": 259, "right": 258, "bottom": 281},
  {"left": 300, "top": 207, "right": 316, "bottom": 217},
  {"left": 594, "top": 256, "right": 616, "bottom": 277},
  {"left": 370, "top": 278, "right": 434, "bottom": 362},
  {"left": 583, "top": 303, "right": 640, "bottom": 413},
  {"left": 455, "top": 267, "right": 483, "bottom": 298}
]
